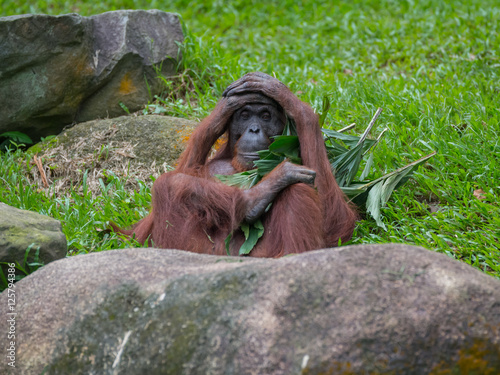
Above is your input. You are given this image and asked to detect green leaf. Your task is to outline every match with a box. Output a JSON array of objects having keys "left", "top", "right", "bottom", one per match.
[
  {"left": 268, "top": 135, "right": 300, "bottom": 160},
  {"left": 119, "top": 101, "right": 130, "bottom": 114},
  {"left": 340, "top": 184, "right": 369, "bottom": 199},
  {"left": 325, "top": 142, "right": 349, "bottom": 159},
  {"left": 215, "top": 170, "right": 258, "bottom": 189},
  {"left": 241, "top": 222, "right": 250, "bottom": 239},
  {"left": 331, "top": 108, "right": 388, "bottom": 189},
  {"left": 239, "top": 220, "right": 265, "bottom": 255},
  {"left": 362, "top": 152, "right": 437, "bottom": 227},
  {"left": 40, "top": 135, "right": 56, "bottom": 142},
  {"left": 224, "top": 220, "right": 265, "bottom": 256},
  {"left": 254, "top": 150, "right": 286, "bottom": 176},
  {"left": 23, "top": 243, "right": 37, "bottom": 269},
  {"left": 330, "top": 143, "right": 364, "bottom": 187},
  {"left": 282, "top": 117, "right": 298, "bottom": 136},
  {"left": 322, "top": 128, "right": 362, "bottom": 147},
  {"left": 360, "top": 152, "right": 436, "bottom": 193},
  {"left": 0, "top": 267, "right": 8, "bottom": 291},
  {"left": 322, "top": 128, "right": 376, "bottom": 153},
  {"left": 319, "top": 95, "right": 331, "bottom": 126},
  {"left": 366, "top": 180, "right": 387, "bottom": 229},
  {"left": 360, "top": 153, "right": 374, "bottom": 181},
  {"left": 0, "top": 131, "right": 33, "bottom": 145}
]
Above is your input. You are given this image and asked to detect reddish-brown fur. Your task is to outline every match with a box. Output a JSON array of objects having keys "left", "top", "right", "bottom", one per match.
[{"left": 114, "top": 74, "right": 358, "bottom": 257}]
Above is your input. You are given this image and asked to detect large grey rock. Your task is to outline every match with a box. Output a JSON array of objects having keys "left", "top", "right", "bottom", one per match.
[
  {"left": 1, "top": 244, "right": 499, "bottom": 374},
  {"left": 0, "top": 203, "right": 67, "bottom": 266},
  {"left": 0, "top": 10, "right": 183, "bottom": 142}
]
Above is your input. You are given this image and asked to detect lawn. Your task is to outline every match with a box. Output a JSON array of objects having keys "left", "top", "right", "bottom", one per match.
[{"left": 1, "top": 0, "right": 499, "bottom": 278}]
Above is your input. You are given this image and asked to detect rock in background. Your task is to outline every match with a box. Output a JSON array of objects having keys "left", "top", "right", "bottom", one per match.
[
  {"left": 0, "top": 203, "right": 67, "bottom": 267},
  {"left": 1, "top": 244, "right": 499, "bottom": 374},
  {"left": 26, "top": 115, "right": 197, "bottom": 195},
  {"left": 0, "top": 10, "right": 183, "bottom": 142}
]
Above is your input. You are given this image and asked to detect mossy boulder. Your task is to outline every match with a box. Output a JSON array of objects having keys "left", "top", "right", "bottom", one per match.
[
  {"left": 50, "top": 114, "right": 197, "bottom": 167},
  {"left": 1, "top": 244, "right": 499, "bottom": 374},
  {"left": 26, "top": 115, "right": 197, "bottom": 195},
  {"left": 0, "top": 203, "right": 67, "bottom": 267}
]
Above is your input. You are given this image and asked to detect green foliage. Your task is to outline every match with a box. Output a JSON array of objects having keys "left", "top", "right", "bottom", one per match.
[
  {"left": 216, "top": 170, "right": 259, "bottom": 190},
  {"left": 0, "top": 0, "right": 499, "bottom": 277},
  {"left": 361, "top": 152, "right": 436, "bottom": 228},
  {"left": 239, "top": 220, "right": 265, "bottom": 255},
  {"left": 0, "top": 244, "right": 44, "bottom": 292},
  {"left": 0, "top": 131, "right": 33, "bottom": 151},
  {"left": 118, "top": 101, "right": 131, "bottom": 114}
]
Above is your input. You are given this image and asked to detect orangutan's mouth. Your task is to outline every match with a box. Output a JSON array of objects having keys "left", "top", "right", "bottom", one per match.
[{"left": 240, "top": 152, "right": 260, "bottom": 161}]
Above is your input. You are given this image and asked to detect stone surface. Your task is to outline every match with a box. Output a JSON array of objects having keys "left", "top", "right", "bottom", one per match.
[
  {"left": 0, "top": 10, "right": 183, "bottom": 142},
  {"left": 25, "top": 115, "right": 197, "bottom": 195},
  {"left": 1, "top": 244, "right": 499, "bottom": 374},
  {"left": 50, "top": 114, "right": 197, "bottom": 167},
  {"left": 0, "top": 203, "right": 67, "bottom": 267}
]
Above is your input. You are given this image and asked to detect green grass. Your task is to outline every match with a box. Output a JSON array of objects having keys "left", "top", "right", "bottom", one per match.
[{"left": 1, "top": 0, "right": 499, "bottom": 278}]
